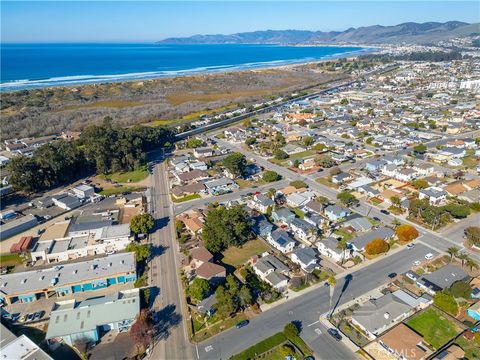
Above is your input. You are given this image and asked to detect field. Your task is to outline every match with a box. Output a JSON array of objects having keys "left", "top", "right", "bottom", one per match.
[
  {"left": 0, "top": 253, "right": 24, "bottom": 266},
  {"left": 407, "top": 308, "right": 462, "bottom": 349},
  {"left": 102, "top": 165, "right": 149, "bottom": 183},
  {"left": 60, "top": 100, "right": 145, "bottom": 111},
  {"left": 171, "top": 193, "right": 201, "bottom": 203},
  {"left": 221, "top": 239, "right": 270, "bottom": 267}
]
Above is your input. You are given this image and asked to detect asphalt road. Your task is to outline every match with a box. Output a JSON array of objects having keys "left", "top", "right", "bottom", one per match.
[
  {"left": 196, "top": 243, "right": 438, "bottom": 360},
  {"left": 149, "top": 161, "right": 192, "bottom": 360}
]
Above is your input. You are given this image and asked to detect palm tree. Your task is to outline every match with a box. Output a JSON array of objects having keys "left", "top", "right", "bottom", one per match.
[
  {"left": 328, "top": 275, "right": 336, "bottom": 316},
  {"left": 466, "top": 258, "right": 479, "bottom": 272},
  {"left": 446, "top": 246, "right": 460, "bottom": 261},
  {"left": 457, "top": 252, "right": 469, "bottom": 268}
]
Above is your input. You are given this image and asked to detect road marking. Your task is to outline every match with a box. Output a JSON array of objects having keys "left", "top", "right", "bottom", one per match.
[
  {"left": 307, "top": 320, "right": 319, "bottom": 327},
  {"left": 195, "top": 345, "right": 199, "bottom": 359},
  {"left": 314, "top": 328, "right": 322, "bottom": 335},
  {"left": 205, "top": 345, "right": 213, "bottom": 353}
]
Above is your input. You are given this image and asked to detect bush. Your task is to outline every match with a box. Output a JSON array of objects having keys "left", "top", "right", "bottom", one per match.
[
  {"left": 187, "top": 278, "right": 211, "bottom": 301},
  {"left": 443, "top": 204, "right": 471, "bottom": 219},
  {"left": 274, "top": 149, "right": 289, "bottom": 160},
  {"left": 263, "top": 171, "right": 281, "bottom": 183},
  {"left": 365, "top": 238, "right": 389, "bottom": 255},
  {"left": 337, "top": 191, "right": 359, "bottom": 207},
  {"left": 284, "top": 322, "right": 299, "bottom": 338},
  {"left": 449, "top": 281, "right": 471, "bottom": 299},
  {"left": 289, "top": 180, "right": 307, "bottom": 189},
  {"left": 395, "top": 224, "right": 419, "bottom": 243},
  {"left": 465, "top": 226, "right": 480, "bottom": 246},
  {"left": 433, "top": 291, "right": 458, "bottom": 315}
]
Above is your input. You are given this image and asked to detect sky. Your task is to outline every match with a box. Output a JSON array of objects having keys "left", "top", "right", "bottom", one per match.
[{"left": 1, "top": 1, "right": 478, "bottom": 43}]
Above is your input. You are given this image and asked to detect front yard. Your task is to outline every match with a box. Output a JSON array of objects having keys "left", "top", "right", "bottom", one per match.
[
  {"left": 171, "top": 193, "right": 201, "bottom": 203},
  {"left": 407, "top": 307, "right": 463, "bottom": 349},
  {"left": 101, "top": 165, "right": 149, "bottom": 183}
]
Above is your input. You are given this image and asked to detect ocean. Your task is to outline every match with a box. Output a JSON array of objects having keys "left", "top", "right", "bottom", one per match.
[{"left": 0, "top": 43, "right": 369, "bottom": 91}]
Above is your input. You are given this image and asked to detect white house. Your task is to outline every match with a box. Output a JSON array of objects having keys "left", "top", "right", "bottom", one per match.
[
  {"left": 317, "top": 237, "right": 345, "bottom": 263},
  {"left": 249, "top": 194, "right": 275, "bottom": 213},
  {"left": 419, "top": 186, "right": 448, "bottom": 205},
  {"left": 267, "top": 229, "right": 296, "bottom": 253},
  {"left": 290, "top": 247, "right": 318, "bottom": 273},
  {"left": 252, "top": 255, "right": 289, "bottom": 290}
]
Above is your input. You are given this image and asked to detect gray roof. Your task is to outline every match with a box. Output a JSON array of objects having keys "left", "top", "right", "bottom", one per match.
[
  {"left": 351, "top": 290, "right": 417, "bottom": 335},
  {"left": 255, "top": 254, "right": 289, "bottom": 274},
  {"left": 270, "top": 229, "right": 296, "bottom": 248},
  {"left": 0, "top": 214, "right": 38, "bottom": 234},
  {"left": 254, "top": 194, "right": 274, "bottom": 207},
  {"left": 272, "top": 208, "right": 295, "bottom": 221},
  {"left": 265, "top": 271, "right": 288, "bottom": 286},
  {"left": 101, "top": 223, "right": 131, "bottom": 238},
  {"left": 292, "top": 247, "right": 317, "bottom": 266},
  {"left": 0, "top": 323, "right": 52, "bottom": 360},
  {"left": 325, "top": 204, "right": 349, "bottom": 217},
  {"left": 418, "top": 264, "right": 469, "bottom": 292},
  {"left": 420, "top": 187, "right": 447, "bottom": 198},
  {"left": 0, "top": 253, "right": 135, "bottom": 297},
  {"left": 349, "top": 226, "right": 394, "bottom": 250},
  {"left": 204, "top": 177, "right": 235, "bottom": 189},
  {"left": 46, "top": 289, "right": 140, "bottom": 339},
  {"left": 53, "top": 194, "right": 82, "bottom": 209},
  {"left": 320, "top": 237, "right": 343, "bottom": 254},
  {"left": 68, "top": 220, "right": 113, "bottom": 233},
  {"left": 343, "top": 215, "right": 373, "bottom": 232}
]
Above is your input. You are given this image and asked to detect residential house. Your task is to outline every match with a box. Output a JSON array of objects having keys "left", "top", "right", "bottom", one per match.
[
  {"left": 303, "top": 200, "right": 323, "bottom": 215},
  {"left": 343, "top": 215, "right": 374, "bottom": 233},
  {"left": 283, "top": 144, "right": 306, "bottom": 155},
  {"left": 317, "top": 237, "right": 345, "bottom": 263},
  {"left": 351, "top": 290, "right": 426, "bottom": 339},
  {"left": 179, "top": 212, "right": 204, "bottom": 235},
  {"left": 171, "top": 182, "right": 205, "bottom": 199},
  {"left": 46, "top": 289, "right": 140, "bottom": 346},
  {"left": 377, "top": 323, "right": 432, "bottom": 360},
  {"left": 366, "top": 159, "right": 387, "bottom": 173},
  {"left": 193, "top": 147, "right": 214, "bottom": 158},
  {"left": 175, "top": 170, "right": 209, "bottom": 184},
  {"left": 349, "top": 227, "right": 395, "bottom": 253},
  {"left": 286, "top": 192, "right": 312, "bottom": 208},
  {"left": 290, "top": 247, "right": 318, "bottom": 273},
  {"left": 416, "top": 264, "right": 469, "bottom": 295},
  {"left": 252, "top": 254, "right": 289, "bottom": 290},
  {"left": 249, "top": 194, "right": 274, "bottom": 213},
  {"left": 190, "top": 246, "right": 226, "bottom": 284},
  {"left": 0, "top": 323, "right": 52, "bottom": 360},
  {"left": 324, "top": 205, "right": 350, "bottom": 222},
  {"left": 298, "top": 158, "right": 316, "bottom": 171},
  {"left": 332, "top": 172, "right": 353, "bottom": 185},
  {"left": 267, "top": 229, "right": 296, "bottom": 254},
  {"left": 419, "top": 186, "right": 448, "bottom": 205},
  {"left": 204, "top": 177, "right": 239, "bottom": 195},
  {"left": 271, "top": 208, "right": 296, "bottom": 225},
  {"left": 251, "top": 215, "right": 274, "bottom": 239},
  {"left": 412, "top": 163, "right": 435, "bottom": 177},
  {"left": 303, "top": 212, "right": 324, "bottom": 229},
  {"left": 289, "top": 218, "right": 317, "bottom": 243}
]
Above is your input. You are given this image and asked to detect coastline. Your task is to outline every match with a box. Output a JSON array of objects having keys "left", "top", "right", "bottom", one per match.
[{"left": 0, "top": 45, "right": 378, "bottom": 92}]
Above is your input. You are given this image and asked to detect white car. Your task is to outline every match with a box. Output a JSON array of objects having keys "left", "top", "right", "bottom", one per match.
[
  {"left": 406, "top": 243, "right": 415, "bottom": 250},
  {"left": 413, "top": 260, "right": 421, "bottom": 266},
  {"left": 425, "top": 253, "right": 434, "bottom": 260}
]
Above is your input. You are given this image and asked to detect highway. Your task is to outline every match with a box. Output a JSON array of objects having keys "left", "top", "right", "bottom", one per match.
[
  {"left": 149, "top": 161, "right": 192, "bottom": 360},
  {"left": 196, "top": 243, "right": 438, "bottom": 360}
]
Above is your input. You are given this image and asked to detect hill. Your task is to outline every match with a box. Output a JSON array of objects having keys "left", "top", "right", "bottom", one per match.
[{"left": 158, "top": 21, "right": 479, "bottom": 45}]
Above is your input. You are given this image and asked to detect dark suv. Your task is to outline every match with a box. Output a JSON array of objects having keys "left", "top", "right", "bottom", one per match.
[{"left": 327, "top": 328, "right": 342, "bottom": 341}]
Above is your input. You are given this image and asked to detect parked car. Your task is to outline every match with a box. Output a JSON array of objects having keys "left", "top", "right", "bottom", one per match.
[
  {"left": 34, "top": 311, "right": 44, "bottom": 320},
  {"left": 372, "top": 217, "right": 381, "bottom": 222},
  {"left": 406, "top": 244, "right": 415, "bottom": 250},
  {"left": 413, "top": 260, "right": 421, "bottom": 266},
  {"left": 236, "top": 320, "right": 249, "bottom": 329},
  {"left": 380, "top": 209, "right": 390, "bottom": 215},
  {"left": 11, "top": 313, "right": 20, "bottom": 322},
  {"left": 26, "top": 313, "right": 34, "bottom": 322},
  {"left": 425, "top": 253, "right": 434, "bottom": 260},
  {"left": 327, "top": 328, "right": 342, "bottom": 341},
  {"left": 18, "top": 315, "right": 26, "bottom": 323},
  {"left": 388, "top": 272, "right": 397, "bottom": 279}
]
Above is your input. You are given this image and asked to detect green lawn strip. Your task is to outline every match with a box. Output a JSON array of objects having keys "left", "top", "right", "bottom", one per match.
[
  {"left": 194, "top": 313, "right": 247, "bottom": 343},
  {"left": 293, "top": 208, "right": 305, "bottom": 219},
  {"left": 0, "top": 253, "right": 24, "bottom": 266},
  {"left": 221, "top": 239, "right": 270, "bottom": 267},
  {"left": 102, "top": 165, "right": 149, "bottom": 183},
  {"left": 230, "top": 332, "right": 287, "bottom": 360},
  {"left": 334, "top": 229, "right": 354, "bottom": 242},
  {"left": 406, "top": 308, "right": 461, "bottom": 349},
  {"left": 99, "top": 186, "right": 142, "bottom": 196},
  {"left": 171, "top": 193, "right": 201, "bottom": 203},
  {"left": 288, "top": 334, "right": 312, "bottom": 356}
]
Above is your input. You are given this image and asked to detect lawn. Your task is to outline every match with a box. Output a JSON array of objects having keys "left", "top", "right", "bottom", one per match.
[
  {"left": 171, "top": 193, "right": 201, "bottom": 203},
  {"left": 102, "top": 165, "right": 149, "bottom": 183},
  {"left": 99, "top": 186, "right": 142, "bottom": 196},
  {"left": 407, "top": 308, "right": 462, "bottom": 349},
  {"left": 316, "top": 177, "right": 339, "bottom": 189},
  {"left": 0, "top": 253, "right": 23, "bottom": 266},
  {"left": 192, "top": 312, "right": 247, "bottom": 342},
  {"left": 293, "top": 208, "right": 305, "bottom": 219},
  {"left": 334, "top": 229, "right": 354, "bottom": 242},
  {"left": 456, "top": 333, "right": 480, "bottom": 360},
  {"left": 221, "top": 239, "right": 270, "bottom": 267}
]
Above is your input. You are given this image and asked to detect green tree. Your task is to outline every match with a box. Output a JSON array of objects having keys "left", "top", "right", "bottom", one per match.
[
  {"left": 187, "top": 278, "right": 211, "bottom": 301},
  {"left": 411, "top": 179, "right": 429, "bottom": 190},
  {"left": 413, "top": 144, "right": 427, "bottom": 154},
  {"left": 316, "top": 155, "right": 336, "bottom": 168},
  {"left": 303, "top": 136, "right": 314, "bottom": 147},
  {"left": 274, "top": 149, "right": 289, "bottom": 160},
  {"left": 447, "top": 246, "right": 460, "bottom": 261},
  {"left": 443, "top": 204, "right": 471, "bottom": 219},
  {"left": 366, "top": 137, "right": 374, "bottom": 145},
  {"left": 262, "top": 170, "right": 281, "bottom": 183},
  {"left": 215, "top": 285, "right": 237, "bottom": 316},
  {"left": 449, "top": 281, "right": 471, "bottom": 299},
  {"left": 185, "top": 138, "right": 203, "bottom": 148},
  {"left": 126, "top": 242, "right": 151, "bottom": 262},
  {"left": 284, "top": 322, "right": 299, "bottom": 338},
  {"left": 433, "top": 291, "right": 458, "bottom": 315},
  {"left": 245, "top": 137, "right": 256, "bottom": 146},
  {"left": 130, "top": 213, "right": 155, "bottom": 234},
  {"left": 223, "top": 152, "right": 247, "bottom": 178},
  {"left": 340, "top": 98, "right": 349, "bottom": 105},
  {"left": 390, "top": 195, "right": 401, "bottom": 208},
  {"left": 202, "top": 205, "right": 252, "bottom": 253},
  {"left": 336, "top": 191, "right": 359, "bottom": 207},
  {"left": 238, "top": 286, "right": 253, "bottom": 308}
]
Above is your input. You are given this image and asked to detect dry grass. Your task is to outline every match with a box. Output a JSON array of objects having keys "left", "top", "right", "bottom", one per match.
[{"left": 60, "top": 100, "right": 145, "bottom": 111}]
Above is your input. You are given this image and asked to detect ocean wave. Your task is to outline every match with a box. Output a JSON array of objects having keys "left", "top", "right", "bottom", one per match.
[{"left": 0, "top": 49, "right": 373, "bottom": 91}]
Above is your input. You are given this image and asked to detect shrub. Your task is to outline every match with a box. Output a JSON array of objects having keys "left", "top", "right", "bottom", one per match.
[
  {"left": 284, "top": 322, "right": 299, "bottom": 338},
  {"left": 449, "top": 281, "right": 471, "bottom": 299},
  {"left": 465, "top": 226, "right": 480, "bottom": 246},
  {"left": 274, "top": 149, "right": 289, "bottom": 160},
  {"left": 433, "top": 291, "right": 458, "bottom": 315},
  {"left": 443, "top": 204, "right": 471, "bottom": 219},
  {"left": 365, "top": 238, "right": 389, "bottom": 255},
  {"left": 263, "top": 170, "right": 281, "bottom": 183},
  {"left": 289, "top": 180, "right": 307, "bottom": 189},
  {"left": 395, "top": 224, "right": 419, "bottom": 243}
]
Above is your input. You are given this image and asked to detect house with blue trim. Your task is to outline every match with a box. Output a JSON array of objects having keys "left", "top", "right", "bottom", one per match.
[
  {"left": 46, "top": 289, "right": 140, "bottom": 346},
  {"left": 0, "top": 253, "right": 136, "bottom": 305}
]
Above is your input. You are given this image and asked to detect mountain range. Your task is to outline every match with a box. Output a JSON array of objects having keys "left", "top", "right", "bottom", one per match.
[{"left": 157, "top": 21, "right": 479, "bottom": 45}]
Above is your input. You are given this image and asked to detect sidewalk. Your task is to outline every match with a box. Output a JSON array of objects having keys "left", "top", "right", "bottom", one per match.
[
  {"left": 318, "top": 316, "right": 360, "bottom": 354},
  {"left": 260, "top": 242, "right": 410, "bottom": 312}
]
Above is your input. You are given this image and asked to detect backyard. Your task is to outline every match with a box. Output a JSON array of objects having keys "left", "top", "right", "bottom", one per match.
[
  {"left": 221, "top": 239, "right": 270, "bottom": 267},
  {"left": 407, "top": 307, "right": 463, "bottom": 349}
]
